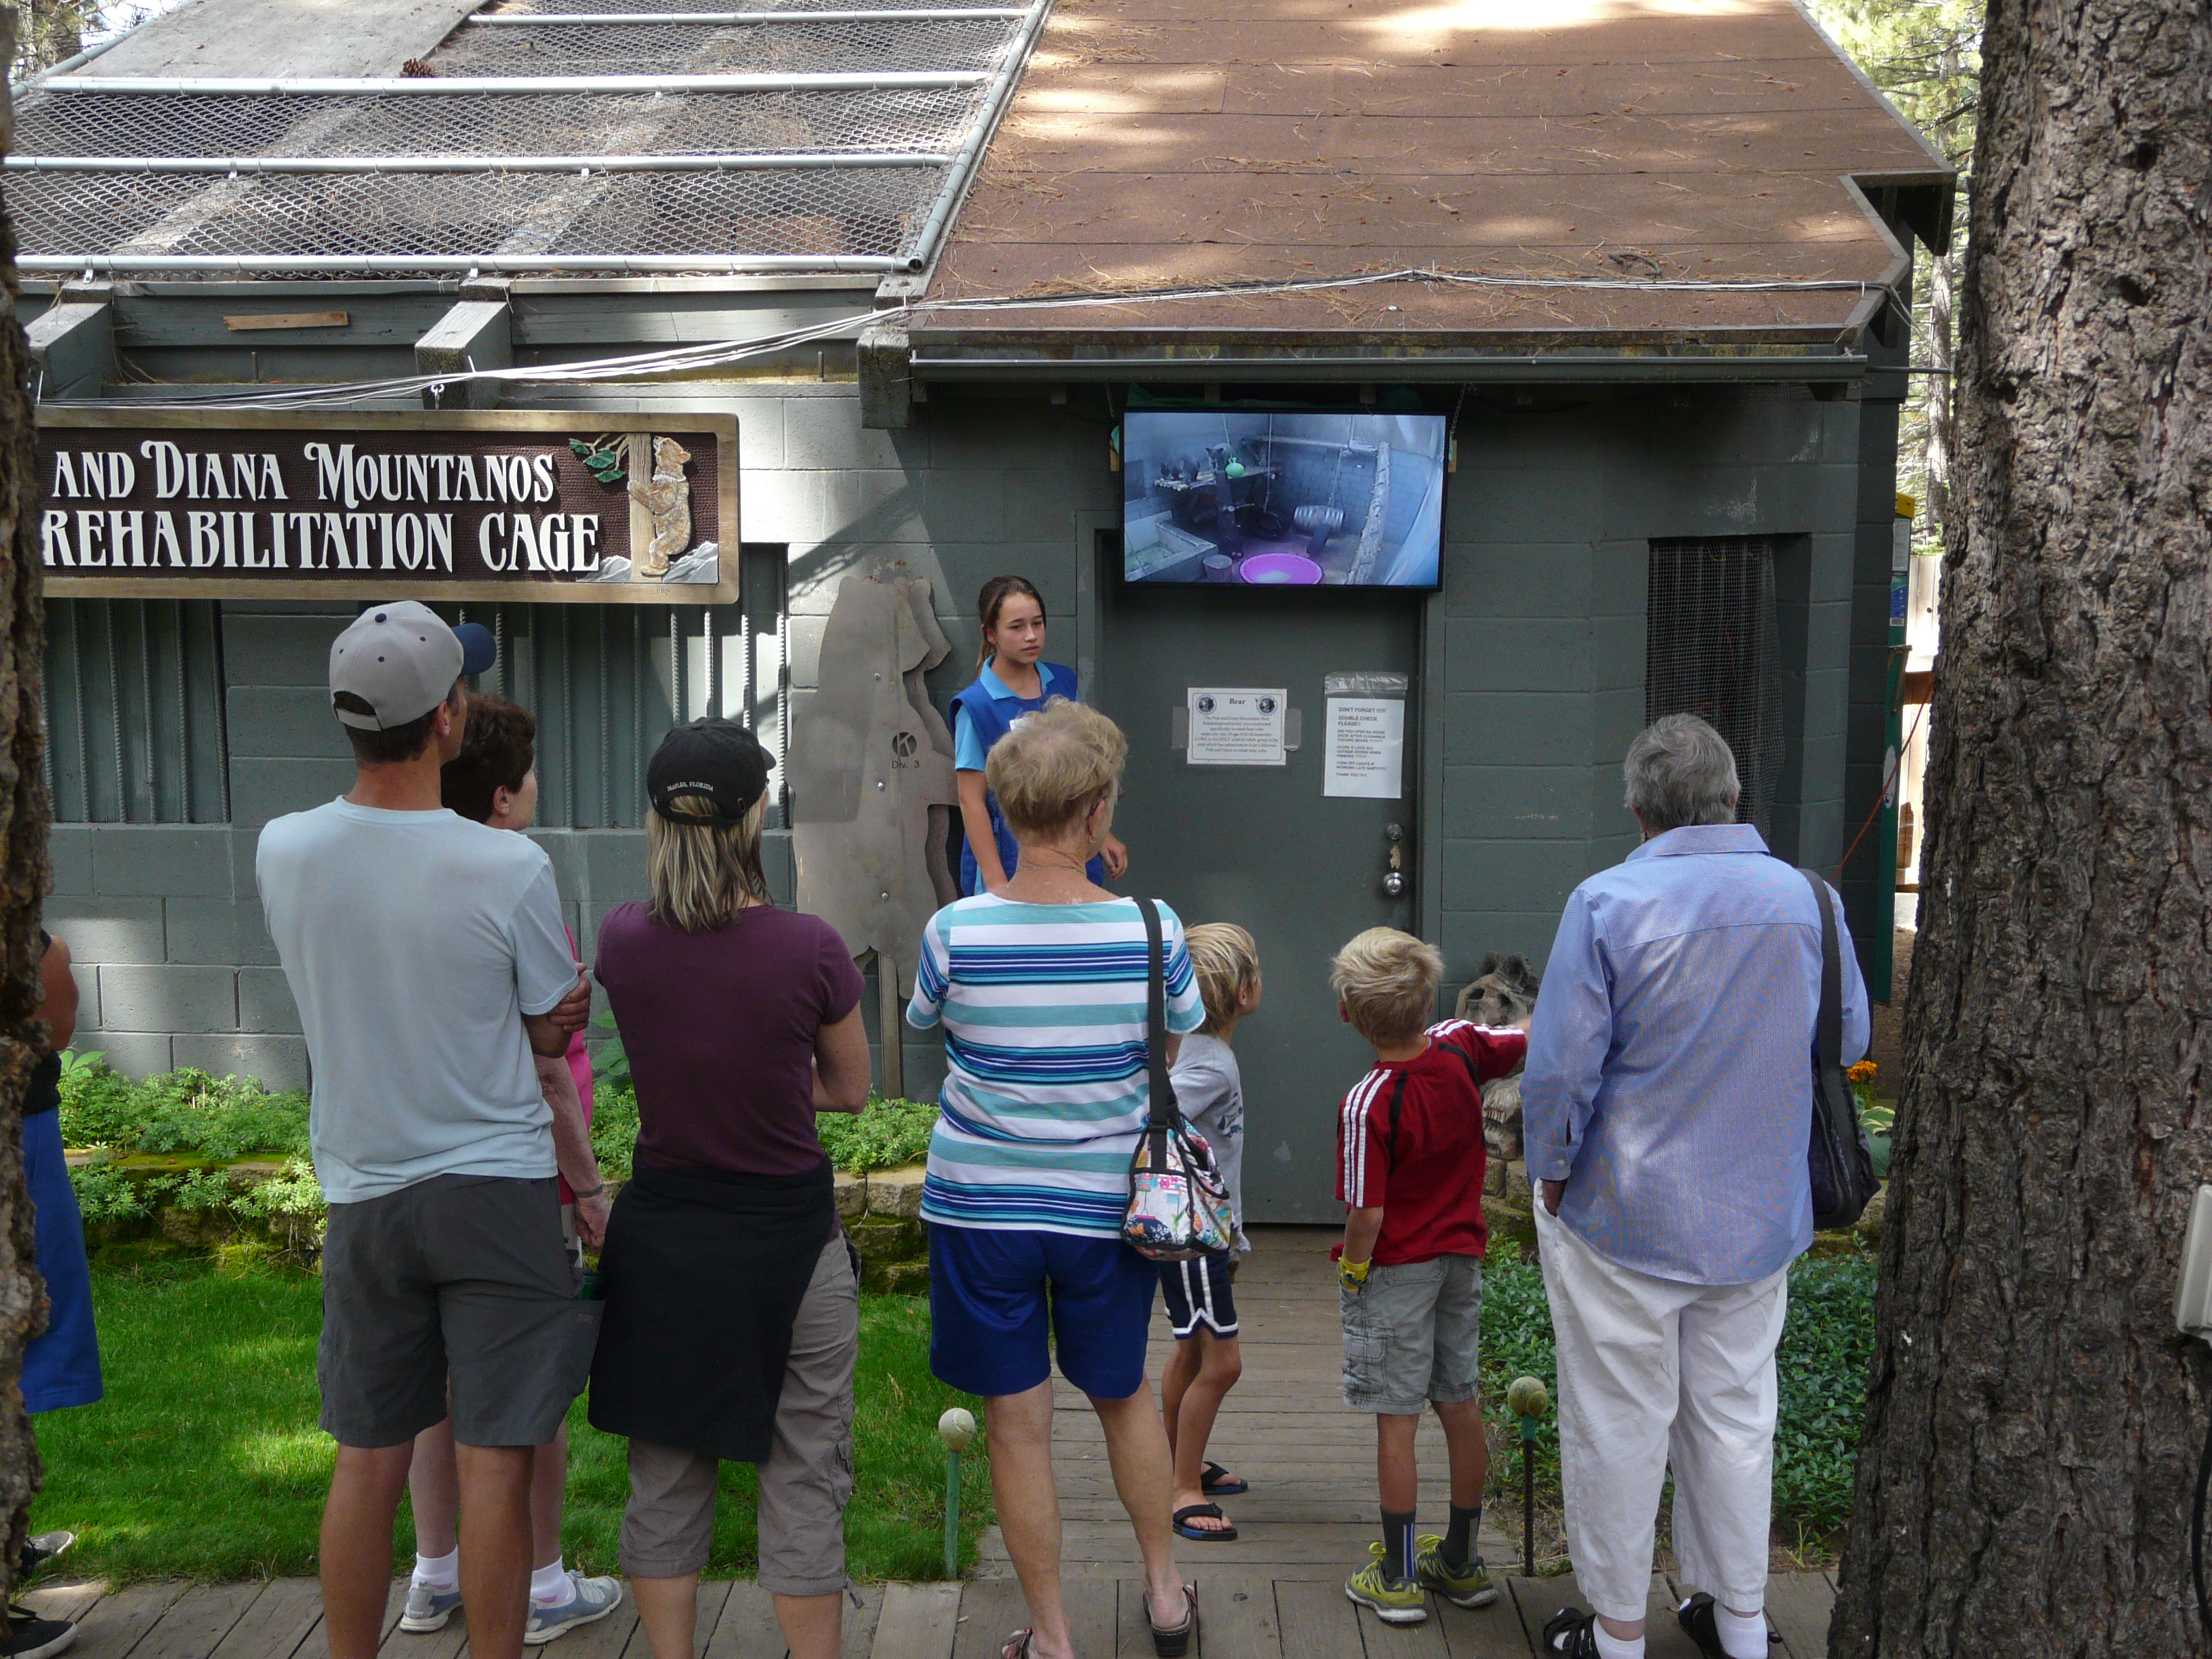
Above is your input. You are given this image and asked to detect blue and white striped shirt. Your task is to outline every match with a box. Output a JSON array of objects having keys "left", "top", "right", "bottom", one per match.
[
  {"left": 1521, "top": 825, "right": 1870, "bottom": 1286},
  {"left": 907, "top": 894, "right": 1204, "bottom": 1237}
]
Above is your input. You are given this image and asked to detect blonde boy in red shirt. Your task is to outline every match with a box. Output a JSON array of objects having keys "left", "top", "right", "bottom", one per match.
[{"left": 1332, "top": 928, "right": 1530, "bottom": 1626}]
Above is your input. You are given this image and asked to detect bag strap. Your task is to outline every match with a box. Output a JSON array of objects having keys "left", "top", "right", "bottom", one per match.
[
  {"left": 1797, "top": 867, "right": 1843, "bottom": 1068},
  {"left": 1135, "top": 897, "right": 1179, "bottom": 1132}
]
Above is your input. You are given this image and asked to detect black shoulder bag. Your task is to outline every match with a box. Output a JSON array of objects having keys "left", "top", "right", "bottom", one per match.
[{"left": 1799, "top": 867, "right": 1878, "bottom": 1231}]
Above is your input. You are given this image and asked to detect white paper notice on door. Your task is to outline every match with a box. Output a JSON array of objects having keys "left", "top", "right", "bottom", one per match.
[
  {"left": 1187, "top": 688, "right": 1288, "bottom": 766},
  {"left": 1324, "top": 697, "right": 1405, "bottom": 798}
]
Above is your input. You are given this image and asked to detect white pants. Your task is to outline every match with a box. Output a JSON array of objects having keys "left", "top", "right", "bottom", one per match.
[{"left": 1535, "top": 1202, "right": 1787, "bottom": 1622}]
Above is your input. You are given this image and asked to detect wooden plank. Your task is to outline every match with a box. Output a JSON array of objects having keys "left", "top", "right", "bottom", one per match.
[
  {"left": 148, "top": 1582, "right": 266, "bottom": 1659},
  {"left": 20, "top": 1580, "right": 107, "bottom": 1626},
  {"left": 1061, "top": 1579, "right": 1116, "bottom": 1659},
  {"left": 380, "top": 1581, "right": 411, "bottom": 1645},
  {"left": 224, "top": 312, "right": 351, "bottom": 332},
  {"left": 869, "top": 1584, "right": 960, "bottom": 1659},
  {"left": 950, "top": 1580, "right": 1029, "bottom": 1659},
  {"left": 1505, "top": 1576, "right": 1582, "bottom": 1654},
  {"left": 1363, "top": 1595, "right": 1449, "bottom": 1659},
  {"left": 692, "top": 1582, "right": 739, "bottom": 1659},
  {"left": 1433, "top": 1597, "right": 1529, "bottom": 1659},
  {"left": 704, "top": 1583, "right": 785, "bottom": 1659},
  {"left": 839, "top": 1586, "right": 884, "bottom": 1659},
  {"left": 1271, "top": 1580, "right": 1364, "bottom": 1659},
  {"left": 1757, "top": 1574, "right": 1835, "bottom": 1659},
  {"left": 70, "top": 1582, "right": 192, "bottom": 1659},
  {"left": 542, "top": 1599, "right": 640, "bottom": 1659},
  {"left": 205, "top": 1580, "right": 325, "bottom": 1659},
  {"left": 1188, "top": 1572, "right": 1280, "bottom": 1659}
]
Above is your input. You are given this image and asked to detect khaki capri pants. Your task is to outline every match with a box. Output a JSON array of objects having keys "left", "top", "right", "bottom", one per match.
[{"left": 619, "top": 1234, "right": 859, "bottom": 1595}]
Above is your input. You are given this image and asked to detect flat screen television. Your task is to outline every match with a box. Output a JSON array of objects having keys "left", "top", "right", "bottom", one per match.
[{"left": 1122, "top": 411, "right": 1446, "bottom": 589}]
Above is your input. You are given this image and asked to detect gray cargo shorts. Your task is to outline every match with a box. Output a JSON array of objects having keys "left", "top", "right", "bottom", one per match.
[
  {"left": 620, "top": 1233, "right": 859, "bottom": 1595},
  {"left": 319, "top": 1173, "right": 601, "bottom": 1450},
  {"left": 1340, "top": 1252, "right": 1483, "bottom": 1416}
]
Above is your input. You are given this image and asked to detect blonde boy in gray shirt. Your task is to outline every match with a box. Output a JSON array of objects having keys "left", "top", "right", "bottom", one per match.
[{"left": 1158, "top": 923, "right": 1262, "bottom": 1542}]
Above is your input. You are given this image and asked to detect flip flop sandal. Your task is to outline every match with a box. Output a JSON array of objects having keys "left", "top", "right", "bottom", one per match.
[
  {"left": 1540, "top": 1607, "right": 1602, "bottom": 1658},
  {"left": 1149, "top": 1584, "right": 1197, "bottom": 1658},
  {"left": 1200, "top": 1461, "right": 1248, "bottom": 1496},
  {"left": 1000, "top": 1631, "right": 1035, "bottom": 1659},
  {"left": 1172, "top": 1502, "right": 1240, "bottom": 1542}
]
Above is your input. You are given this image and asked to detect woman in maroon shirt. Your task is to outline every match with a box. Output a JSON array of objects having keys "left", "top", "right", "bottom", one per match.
[{"left": 590, "top": 719, "right": 872, "bottom": 1659}]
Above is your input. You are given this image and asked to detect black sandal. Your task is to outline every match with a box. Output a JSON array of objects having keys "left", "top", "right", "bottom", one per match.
[
  {"left": 1148, "top": 1585, "right": 1197, "bottom": 1658},
  {"left": 1200, "top": 1461, "right": 1247, "bottom": 1496},
  {"left": 1172, "top": 1502, "right": 1240, "bottom": 1542},
  {"left": 1000, "top": 1631, "right": 1034, "bottom": 1659},
  {"left": 1540, "top": 1607, "right": 1601, "bottom": 1658},
  {"left": 1678, "top": 1593, "right": 1770, "bottom": 1656}
]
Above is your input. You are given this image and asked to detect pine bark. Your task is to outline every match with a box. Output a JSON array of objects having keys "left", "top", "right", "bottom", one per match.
[
  {"left": 1828, "top": 0, "right": 2212, "bottom": 1645},
  {"left": 0, "top": 16, "right": 55, "bottom": 1601}
]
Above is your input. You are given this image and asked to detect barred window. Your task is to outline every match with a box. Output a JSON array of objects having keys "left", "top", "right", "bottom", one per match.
[
  {"left": 1645, "top": 537, "right": 1785, "bottom": 841},
  {"left": 45, "top": 596, "right": 230, "bottom": 823}
]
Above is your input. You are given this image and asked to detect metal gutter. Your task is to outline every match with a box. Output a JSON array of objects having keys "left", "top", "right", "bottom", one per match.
[
  {"left": 42, "top": 71, "right": 988, "bottom": 93},
  {"left": 24, "top": 253, "right": 909, "bottom": 274},
  {"left": 907, "top": 352, "right": 1870, "bottom": 384},
  {"left": 8, "top": 150, "right": 951, "bottom": 173},
  {"left": 468, "top": 7, "right": 1029, "bottom": 20},
  {"left": 901, "top": 0, "right": 1050, "bottom": 275}
]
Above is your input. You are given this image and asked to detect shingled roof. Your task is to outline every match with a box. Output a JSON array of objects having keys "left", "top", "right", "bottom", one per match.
[{"left": 909, "top": 0, "right": 1952, "bottom": 357}]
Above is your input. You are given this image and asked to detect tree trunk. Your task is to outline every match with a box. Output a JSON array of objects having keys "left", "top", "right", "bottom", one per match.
[
  {"left": 1828, "top": 0, "right": 2211, "bottom": 1644},
  {"left": 14, "top": 1, "right": 81, "bottom": 75},
  {"left": 0, "top": 9, "right": 56, "bottom": 1603}
]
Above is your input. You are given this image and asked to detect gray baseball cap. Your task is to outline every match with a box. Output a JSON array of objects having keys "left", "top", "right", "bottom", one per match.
[{"left": 329, "top": 602, "right": 497, "bottom": 731}]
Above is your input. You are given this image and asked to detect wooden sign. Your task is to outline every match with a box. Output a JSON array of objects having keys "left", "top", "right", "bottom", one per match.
[{"left": 34, "top": 409, "right": 739, "bottom": 606}]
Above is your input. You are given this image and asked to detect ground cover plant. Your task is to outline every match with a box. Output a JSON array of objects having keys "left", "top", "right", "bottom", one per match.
[
  {"left": 57, "top": 1057, "right": 941, "bottom": 1231},
  {"left": 33, "top": 1262, "right": 991, "bottom": 1584},
  {"left": 1481, "top": 1252, "right": 1878, "bottom": 1569}
]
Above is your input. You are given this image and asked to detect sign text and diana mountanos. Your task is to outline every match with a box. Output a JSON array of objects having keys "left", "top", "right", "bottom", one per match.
[{"left": 33, "top": 409, "right": 739, "bottom": 605}]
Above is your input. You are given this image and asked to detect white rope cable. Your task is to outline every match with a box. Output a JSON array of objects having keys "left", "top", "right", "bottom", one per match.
[{"left": 73, "top": 266, "right": 1885, "bottom": 410}]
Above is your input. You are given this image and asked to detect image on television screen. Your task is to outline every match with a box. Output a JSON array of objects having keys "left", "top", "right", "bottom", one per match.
[{"left": 1122, "top": 411, "right": 1446, "bottom": 588}]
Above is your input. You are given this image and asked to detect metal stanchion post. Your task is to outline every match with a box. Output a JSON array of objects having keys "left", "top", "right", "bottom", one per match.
[
  {"left": 939, "top": 1407, "right": 977, "bottom": 1578},
  {"left": 1505, "top": 1376, "right": 1551, "bottom": 1579}
]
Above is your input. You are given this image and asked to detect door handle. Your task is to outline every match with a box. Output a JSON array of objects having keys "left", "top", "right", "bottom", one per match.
[{"left": 1382, "top": 823, "right": 1407, "bottom": 898}]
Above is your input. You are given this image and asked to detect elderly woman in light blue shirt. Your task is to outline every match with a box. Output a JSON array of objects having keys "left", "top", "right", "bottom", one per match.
[{"left": 1518, "top": 713, "right": 1868, "bottom": 1659}]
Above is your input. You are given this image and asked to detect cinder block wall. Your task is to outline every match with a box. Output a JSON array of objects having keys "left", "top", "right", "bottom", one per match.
[{"left": 44, "top": 375, "right": 1883, "bottom": 1088}]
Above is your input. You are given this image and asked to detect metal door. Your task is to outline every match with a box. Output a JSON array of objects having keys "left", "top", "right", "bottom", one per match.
[{"left": 1094, "top": 565, "right": 1424, "bottom": 1222}]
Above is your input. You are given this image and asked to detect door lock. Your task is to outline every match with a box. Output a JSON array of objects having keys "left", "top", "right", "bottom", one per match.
[{"left": 1382, "top": 824, "right": 1407, "bottom": 897}]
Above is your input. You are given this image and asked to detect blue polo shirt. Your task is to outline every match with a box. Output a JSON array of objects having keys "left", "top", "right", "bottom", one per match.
[{"left": 953, "top": 660, "right": 1072, "bottom": 770}]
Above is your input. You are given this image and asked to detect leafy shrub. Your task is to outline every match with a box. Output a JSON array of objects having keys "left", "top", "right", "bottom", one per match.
[
  {"left": 817, "top": 1096, "right": 938, "bottom": 1174},
  {"left": 59, "top": 1054, "right": 308, "bottom": 1161},
  {"left": 67, "top": 1155, "right": 155, "bottom": 1223},
  {"left": 1480, "top": 1252, "right": 1877, "bottom": 1536}
]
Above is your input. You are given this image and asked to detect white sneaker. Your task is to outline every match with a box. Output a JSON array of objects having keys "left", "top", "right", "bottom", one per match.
[
  {"left": 398, "top": 1582, "right": 463, "bottom": 1634},
  {"left": 523, "top": 1574, "right": 623, "bottom": 1645}
]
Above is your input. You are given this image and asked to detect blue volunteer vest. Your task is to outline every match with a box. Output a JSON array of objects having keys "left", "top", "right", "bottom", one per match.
[{"left": 951, "top": 659, "right": 1107, "bottom": 894}]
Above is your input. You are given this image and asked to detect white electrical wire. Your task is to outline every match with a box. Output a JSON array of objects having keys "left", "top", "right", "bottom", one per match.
[{"left": 69, "top": 265, "right": 1885, "bottom": 411}]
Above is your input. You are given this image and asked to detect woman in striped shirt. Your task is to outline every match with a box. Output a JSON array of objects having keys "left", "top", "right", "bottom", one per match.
[{"left": 908, "top": 698, "right": 1202, "bottom": 1659}]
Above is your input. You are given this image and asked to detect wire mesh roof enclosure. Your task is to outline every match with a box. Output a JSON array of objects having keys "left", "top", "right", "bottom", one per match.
[{"left": 8, "top": 0, "right": 1046, "bottom": 276}]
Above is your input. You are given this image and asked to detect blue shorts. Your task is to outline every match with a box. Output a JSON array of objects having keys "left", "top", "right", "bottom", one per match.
[
  {"left": 22, "top": 1108, "right": 102, "bottom": 1413},
  {"left": 928, "top": 1224, "right": 1157, "bottom": 1400}
]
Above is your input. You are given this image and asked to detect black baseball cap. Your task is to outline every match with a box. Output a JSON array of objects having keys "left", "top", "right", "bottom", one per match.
[{"left": 647, "top": 718, "right": 774, "bottom": 825}]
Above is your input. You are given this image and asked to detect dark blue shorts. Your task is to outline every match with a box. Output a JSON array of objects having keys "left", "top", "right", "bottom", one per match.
[{"left": 928, "top": 1224, "right": 1157, "bottom": 1400}]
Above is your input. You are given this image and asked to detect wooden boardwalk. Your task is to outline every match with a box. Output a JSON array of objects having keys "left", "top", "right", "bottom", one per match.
[{"left": 28, "top": 1226, "right": 1837, "bottom": 1659}]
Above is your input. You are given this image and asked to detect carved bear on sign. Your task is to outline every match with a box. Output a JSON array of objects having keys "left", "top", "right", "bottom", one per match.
[{"left": 626, "top": 435, "right": 693, "bottom": 577}]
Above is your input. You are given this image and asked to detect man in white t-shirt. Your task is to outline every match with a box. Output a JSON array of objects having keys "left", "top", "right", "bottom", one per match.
[{"left": 258, "top": 602, "right": 607, "bottom": 1659}]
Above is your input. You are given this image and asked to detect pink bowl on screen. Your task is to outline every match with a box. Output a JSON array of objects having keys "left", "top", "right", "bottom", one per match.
[{"left": 1237, "top": 552, "right": 1324, "bottom": 585}]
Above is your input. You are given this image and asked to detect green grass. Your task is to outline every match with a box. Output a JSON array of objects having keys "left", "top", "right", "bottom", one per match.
[{"left": 32, "top": 1265, "right": 991, "bottom": 1584}]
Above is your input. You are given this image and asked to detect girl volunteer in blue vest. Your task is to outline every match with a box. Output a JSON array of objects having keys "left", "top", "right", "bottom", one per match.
[{"left": 951, "top": 575, "right": 1129, "bottom": 895}]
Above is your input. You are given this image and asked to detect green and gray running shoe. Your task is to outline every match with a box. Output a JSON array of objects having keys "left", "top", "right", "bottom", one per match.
[
  {"left": 1345, "top": 1542, "right": 1429, "bottom": 1625},
  {"left": 1414, "top": 1535, "right": 1500, "bottom": 1609}
]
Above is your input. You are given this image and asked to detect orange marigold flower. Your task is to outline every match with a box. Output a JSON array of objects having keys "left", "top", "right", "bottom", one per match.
[{"left": 1848, "top": 1061, "right": 1878, "bottom": 1083}]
